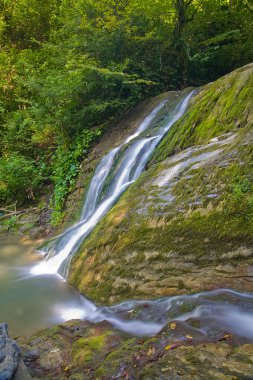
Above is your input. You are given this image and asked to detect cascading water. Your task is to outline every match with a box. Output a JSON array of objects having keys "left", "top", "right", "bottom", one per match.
[
  {"left": 7, "top": 90, "right": 253, "bottom": 342},
  {"left": 31, "top": 90, "right": 195, "bottom": 278},
  {"left": 56, "top": 288, "right": 253, "bottom": 340}
]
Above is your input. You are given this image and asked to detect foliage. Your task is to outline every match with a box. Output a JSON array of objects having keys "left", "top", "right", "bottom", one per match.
[
  {"left": 0, "top": 0, "right": 252, "bottom": 224},
  {"left": 233, "top": 177, "right": 253, "bottom": 210},
  {"left": 2, "top": 215, "right": 19, "bottom": 231},
  {"left": 233, "top": 178, "right": 251, "bottom": 199},
  {"left": 50, "top": 129, "right": 101, "bottom": 225},
  {"left": 0, "top": 153, "right": 41, "bottom": 203}
]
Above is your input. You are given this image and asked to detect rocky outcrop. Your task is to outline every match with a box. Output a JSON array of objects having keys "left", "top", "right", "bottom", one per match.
[
  {"left": 0, "top": 323, "right": 20, "bottom": 380},
  {"left": 68, "top": 63, "right": 253, "bottom": 304}
]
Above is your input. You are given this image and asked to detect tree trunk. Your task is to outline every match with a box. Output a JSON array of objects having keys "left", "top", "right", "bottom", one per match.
[{"left": 171, "top": 0, "right": 193, "bottom": 88}]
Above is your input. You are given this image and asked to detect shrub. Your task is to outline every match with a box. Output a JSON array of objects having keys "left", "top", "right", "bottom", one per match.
[{"left": 0, "top": 153, "right": 41, "bottom": 205}]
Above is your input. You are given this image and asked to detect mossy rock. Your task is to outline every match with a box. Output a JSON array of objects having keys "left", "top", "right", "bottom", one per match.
[
  {"left": 68, "top": 64, "right": 253, "bottom": 304},
  {"left": 19, "top": 319, "right": 253, "bottom": 379}
]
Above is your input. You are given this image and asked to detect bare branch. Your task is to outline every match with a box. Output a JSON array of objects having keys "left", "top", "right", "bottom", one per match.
[{"left": 0, "top": 208, "right": 38, "bottom": 221}]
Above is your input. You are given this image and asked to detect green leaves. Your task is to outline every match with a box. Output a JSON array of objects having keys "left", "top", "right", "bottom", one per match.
[
  {"left": 0, "top": 153, "right": 41, "bottom": 204},
  {"left": 50, "top": 129, "right": 101, "bottom": 226},
  {"left": 0, "top": 0, "right": 253, "bottom": 225}
]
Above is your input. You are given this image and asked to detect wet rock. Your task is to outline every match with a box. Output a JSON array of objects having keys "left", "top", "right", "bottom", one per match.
[
  {"left": 13, "top": 360, "right": 32, "bottom": 380},
  {"left": 23, "top": 350, "right": 39, "bottom": 363},
  {"left": 68, "top": 110, "right": 253, "bottom": 304},
  {"left": 188, "top": 201, "right": 203, "bottom": 207},
  {"left": 0, "top": 323, "right": 20, "bottom": 380},
  {"left": 28, "top": 226, "right": 46, "bottom": 239},
  {"left": 18, "top": 318, "right": 253, "bottom": 380}
]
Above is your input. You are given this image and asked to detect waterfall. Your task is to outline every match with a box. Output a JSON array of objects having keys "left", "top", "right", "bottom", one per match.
[{"left": 31, "top": 90, "right": 195, "bottom": 278}]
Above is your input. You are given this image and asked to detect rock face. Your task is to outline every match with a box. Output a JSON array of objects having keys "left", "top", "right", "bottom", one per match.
[
  {"left": 0, "top": 323, "right": 20, "bottom": 380},
  {"left": 68, "top": 63, "right": 253, "bottom": 304}
]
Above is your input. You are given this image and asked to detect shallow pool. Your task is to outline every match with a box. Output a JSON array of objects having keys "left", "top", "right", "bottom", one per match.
[{"left": 0, "top": 237, "right": 90, "bottom": 336}]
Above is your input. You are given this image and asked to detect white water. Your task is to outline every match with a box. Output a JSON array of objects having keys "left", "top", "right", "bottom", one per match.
[
  {"left": 31, "top": 91, "right": 194, "bottom": 277},
  {"left": 57, "top": 288, "right": 253, "bottom": 340}
]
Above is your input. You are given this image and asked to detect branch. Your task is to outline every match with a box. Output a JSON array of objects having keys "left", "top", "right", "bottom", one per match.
[
  {"left": 0, "top": 208, "right": 14, "bottom": 214},
  {"left": 0, "top": 202, "right": 17, "bottom": 213},
  {"left": 186, "top": 4, "right": 201, "bottom": 22},
  {"left": 0, "top": 208, "right": 38, "bottom": 221},
  {"left": 186, "top": 0, "right": 194, "bottom": 6}
]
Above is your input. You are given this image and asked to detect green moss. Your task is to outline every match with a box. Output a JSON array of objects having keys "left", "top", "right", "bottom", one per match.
[
  {"left": 33, "top": 325, "right": 61, "bottom": 339},
  {"left": 95, "top": 338, "right": 138, "bottom": 378},
  {"left": 72, "top": 332, "right": 112, "bottom": 365},
  {"left": 151, "top": 64, "right": 253, "bottom": 164}
]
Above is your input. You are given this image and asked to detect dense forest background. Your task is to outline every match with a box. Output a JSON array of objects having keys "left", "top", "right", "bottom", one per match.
[{"left": 0, "top": 0, "right": 252, "bottom": 225}]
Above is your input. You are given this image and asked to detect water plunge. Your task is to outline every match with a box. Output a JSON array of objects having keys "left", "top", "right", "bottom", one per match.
[{"left": 31, "top": 91, "right": 195, "bottom": 278}]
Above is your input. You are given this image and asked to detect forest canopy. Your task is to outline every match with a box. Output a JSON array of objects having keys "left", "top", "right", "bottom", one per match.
[{"left": 0, "top": 0, "right": 252, "bottom": 224}]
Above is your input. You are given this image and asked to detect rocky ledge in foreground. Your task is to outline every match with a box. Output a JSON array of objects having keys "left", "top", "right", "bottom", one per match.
[{"left": 16, "top": 319, "right": 253, "bottom": 380}]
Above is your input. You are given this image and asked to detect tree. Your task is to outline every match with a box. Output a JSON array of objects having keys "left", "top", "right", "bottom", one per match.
[{"left": 170, "top": 0, "right": 196, "bottom": 87}]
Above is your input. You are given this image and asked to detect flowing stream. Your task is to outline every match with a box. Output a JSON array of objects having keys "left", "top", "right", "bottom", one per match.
[{"left": 1, "top": 90, "right": 253, "bottom": 342}]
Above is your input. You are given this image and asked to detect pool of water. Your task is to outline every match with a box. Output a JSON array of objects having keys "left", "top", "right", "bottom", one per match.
[{"left": 0, "top": 237, "right": 90, "bottom": 336}]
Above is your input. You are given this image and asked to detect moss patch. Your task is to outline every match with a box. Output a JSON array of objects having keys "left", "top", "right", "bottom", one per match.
[
  {"left": 72, "top": 331, "right": 112, "bottom": 365},
  {"left": 151, "top": 63, "right": 253, "bottom": 164}
]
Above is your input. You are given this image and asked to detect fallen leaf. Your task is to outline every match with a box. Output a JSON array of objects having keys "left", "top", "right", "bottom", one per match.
[
  {"left": 170, "top": 322, "right": 177, "bottom": 330},
  {"left": 165, "top": 342, "right": 181, "bottom": 350},
  {"left": 218, "top": 333, "right": 232, "bottom": 342}
]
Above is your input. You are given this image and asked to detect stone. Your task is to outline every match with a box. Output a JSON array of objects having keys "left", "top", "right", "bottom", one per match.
[
  {"left": 18, "top": 320, "right": 253, "bottom": 380},
  {"left": 0, "top": 323, "right": 20, "bottom": 380},
  {"left": 23, "top": 350, "right": 39, "bottom": 363}
]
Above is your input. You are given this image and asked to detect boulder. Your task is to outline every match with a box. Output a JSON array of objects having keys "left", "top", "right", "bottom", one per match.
[{"left": 0, "top": 323, "right": 20, "bottom": 380}]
